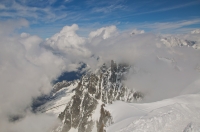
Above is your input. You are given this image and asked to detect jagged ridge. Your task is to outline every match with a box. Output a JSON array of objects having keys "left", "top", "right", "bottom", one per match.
[{"left": 53, "top": 61, "right": 143, "bottom": 132}]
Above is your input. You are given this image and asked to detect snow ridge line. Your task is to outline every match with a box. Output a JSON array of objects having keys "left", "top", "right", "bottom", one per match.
[{"left": 41, "top": 103, "right": 69, "bottom": 113}]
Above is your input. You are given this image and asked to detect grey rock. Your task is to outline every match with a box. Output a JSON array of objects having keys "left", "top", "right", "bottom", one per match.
[{"left": 54, "top": 60, "right": 143, "bottom": 132}]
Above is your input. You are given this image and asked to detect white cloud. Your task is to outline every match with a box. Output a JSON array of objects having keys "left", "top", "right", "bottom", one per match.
[
  {"left": 191, "top": 29, "right": 200, "bottom": 34},
  {"left": 0, "top": 19, "right": 29, "bottom": 35},
  {"left": 131, "top": 29, "right": 145, "bottom": 35},
  {"left": 65, "top": 0, "right": 73, "bottom": 2},
  {"left": 127, "top": 19, "right": 200, "bottom": 33},
  {"left": 85, "top": 26, "right": 200, "bottom": 102},
  {"left": 92, "top": 4, "right": 125, "bottom": 13},
  {"left": 150, "top": 20, "right": 200, "bottom": 31},
  {"left": 20, "top": 32, "right": 30, "bottom": 38},
  {"left": 0, "top": 0, "right": 68, "bottom": 23},
  {"left": 127, "top": 1, "right": 200, "bottom": 16},
  {"left": 89, "top": 25, "right": 118, "bottom": 39},
  {"left": 45, "top": 24, "right": 91, "bottom": 69},
  {"left": 0, "top": 20, "right": 67, "bottom": 132}
]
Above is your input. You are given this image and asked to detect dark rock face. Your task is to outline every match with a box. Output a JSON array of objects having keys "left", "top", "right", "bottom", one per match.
[
  {"left": 58, "top": 77, "right": 98, "bottom": 132},
  {"left": 110, "top": 60, "right": 117, "bottom": 83},
  {"left": 185, "top": 40, "right": 196, "bottom": 46},
  {"left": 53, "top": 81, "right": 71, "bottom": 93},
  {"left": 55, "top": 61, "right": 143, "bottom": 132},
  {"left": 97, "top": 104, "right": 113, "bottom": 132}
]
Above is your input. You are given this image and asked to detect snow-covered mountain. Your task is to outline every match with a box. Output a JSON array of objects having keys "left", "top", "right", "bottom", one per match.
[
  {"left": 34, "top": 30, "right": 200, "bottom": 132},
  {"left": 37, "top": 59, "right": 200, "bottom": 132},
  {"left": 37, "top": 61, "right": 143, "bottom": 132},
  {"left": 161, "top": 36, "right": 196, "bottom": 48}
]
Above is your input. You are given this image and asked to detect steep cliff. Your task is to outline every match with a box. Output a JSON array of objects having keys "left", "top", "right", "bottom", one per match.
[{"left": 52, "top": 61, "right": 143, "bottom": 132}]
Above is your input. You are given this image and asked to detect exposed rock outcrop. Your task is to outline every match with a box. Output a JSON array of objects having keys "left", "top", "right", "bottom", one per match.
[{"left": 54, "top": 61, "right": 143, "bottom": 132}]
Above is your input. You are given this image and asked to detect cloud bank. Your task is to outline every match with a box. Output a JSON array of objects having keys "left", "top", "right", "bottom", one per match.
[
  {"left": 85, "top": 27, "right": 200, "bottom": 102},
  {"left": 0, "top": 21, "right": 200, "bottom": 131}
]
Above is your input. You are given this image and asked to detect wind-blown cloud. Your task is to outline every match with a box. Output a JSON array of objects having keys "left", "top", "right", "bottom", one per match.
[
  {"left": 89, "top": 25, "right": 118, "bottom": 39},
  {"left": 0, "top": 0, "right": 68, "bottom": 23},
  {"left": 142, "top": 19, "right": 200, "bottom": 31},
  {"left": 92, "top": 4, "right": 125, "bottom": 13},
  {"left": 123, "top": 19, "right": 200, "bottom": 34},
  {"left": 132, "top": 0, "right": 200, "bottom": 16}
]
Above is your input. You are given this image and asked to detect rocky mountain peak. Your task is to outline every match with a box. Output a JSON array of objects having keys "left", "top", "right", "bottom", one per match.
[{"left": 52, "top": 61, "right": 143, "bottom": 132}]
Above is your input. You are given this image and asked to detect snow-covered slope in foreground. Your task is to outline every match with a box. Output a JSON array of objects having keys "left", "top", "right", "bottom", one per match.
[{"left": 106, "top": 94, "right": 200, "bottom": 132}]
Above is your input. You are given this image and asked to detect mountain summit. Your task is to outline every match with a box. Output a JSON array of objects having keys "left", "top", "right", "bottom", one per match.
[{"left": 38, "top": 61, "right": 143, "bottom": 132}]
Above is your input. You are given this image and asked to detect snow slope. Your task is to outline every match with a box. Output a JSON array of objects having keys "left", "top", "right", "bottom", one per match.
[
  {"left": 106, "top": 94, "right": 200, "bottom": 132},
  {"left": 37, "top": 81, "right": 78, "bottom": 116}
]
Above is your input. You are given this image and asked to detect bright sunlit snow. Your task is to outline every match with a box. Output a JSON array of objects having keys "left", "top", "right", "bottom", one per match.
[{"left": 106, "top": 94, "right": 200, "bottom": 132}]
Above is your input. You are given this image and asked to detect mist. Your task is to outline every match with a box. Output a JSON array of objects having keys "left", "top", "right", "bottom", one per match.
[{"left": 85, "top": 26, "right": 200, "bottom": 102}]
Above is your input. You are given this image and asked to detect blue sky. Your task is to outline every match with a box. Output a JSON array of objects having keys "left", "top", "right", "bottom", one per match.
[{"left": 0, "top": 0, "right": 200, "bottom": 38}]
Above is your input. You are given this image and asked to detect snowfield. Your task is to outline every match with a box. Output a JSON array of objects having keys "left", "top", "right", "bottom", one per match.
[
  {"left": 37, "top": 81, "right": 78, "bottom": 116},
  {"left": 106, "top": 94, "right": 200, "bottom": 132}
]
